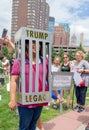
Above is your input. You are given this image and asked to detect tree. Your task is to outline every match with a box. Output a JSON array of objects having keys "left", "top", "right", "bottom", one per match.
[
  {"left": 58, "top": 47, "right": 64, "bottom": 63},
  {"left": 68, "top": 49, "right": 75, "bottom": 61},
  {"left": 2, "top": 47, "right": 8, "bottom": 57},
  {"left": 77, "top": 43, "right": 86, "bottom": 53},
  {"left": 85, "top": 51, "right": 89, "bottom": 62},
  {"left": 7, "top": 49, "right": 15, "bottom": 60},
  {"left": 52, "top": 48, "right": 57, "bottom": 63},
  {"left": 1, "top": 47, "right": 15, "bottom": 60}
]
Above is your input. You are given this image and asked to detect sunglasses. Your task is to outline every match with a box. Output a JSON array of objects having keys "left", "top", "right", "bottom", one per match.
[{"left": 63, "top": 57, "right": 68, "bottom": 58}]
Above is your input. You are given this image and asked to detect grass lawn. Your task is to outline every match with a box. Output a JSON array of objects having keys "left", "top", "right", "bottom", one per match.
[{"left": 0, "top": 78, "right": 89, "bottom": 130}]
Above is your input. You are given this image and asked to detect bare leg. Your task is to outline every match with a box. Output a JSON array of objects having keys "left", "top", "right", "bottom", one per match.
[
  {"left": 66, "top": 90, "right": 71, "bottom": 108},
  {"left": 37, "top": 117, "right": 44, "bottom": 130}
]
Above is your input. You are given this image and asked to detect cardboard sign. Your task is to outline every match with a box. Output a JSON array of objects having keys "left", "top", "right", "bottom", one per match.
[{"left": 52, "top": 72, "right": 74, "bottom": 90}]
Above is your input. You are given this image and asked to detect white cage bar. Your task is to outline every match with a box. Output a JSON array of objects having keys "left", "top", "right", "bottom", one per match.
[{"left": 14, "top": 27, "right": 53, "bottom": 105}]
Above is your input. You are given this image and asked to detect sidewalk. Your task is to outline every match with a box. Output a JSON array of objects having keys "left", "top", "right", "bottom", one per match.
[{"left": 42, "top": 106, "right": 89, "bottom": 130}]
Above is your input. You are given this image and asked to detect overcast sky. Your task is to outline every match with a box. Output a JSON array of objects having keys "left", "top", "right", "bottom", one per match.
[{"left": 0, "top": 0, "right": 89, "bottom": 45}]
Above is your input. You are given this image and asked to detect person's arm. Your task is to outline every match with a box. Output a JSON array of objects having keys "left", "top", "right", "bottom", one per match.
[
  {"left": 8, "top": 75, "right": 18, "bottom": 110},
  {"left": 77, "top": 68, "right": 89, "bottom": 74},
  {"left": 0, "top": 36, "right": 15, "bottom": 50},
  {"left": 69, "top": 62, "right": 74, "bottom": 71},
  {"left": 60, "top": 63, "right": 62, "bottom": 72},
  {"left": 4, "top": 36, "right": 15, "bottom": 49},
  {"left": 53, "top": 90, "right": 64, "bottom": 103},
  {"left": 77, "top": 61, "right": 89, "bottom": 74}
]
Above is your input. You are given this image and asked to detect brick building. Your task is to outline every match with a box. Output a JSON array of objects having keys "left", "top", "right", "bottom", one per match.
[
  {"left": 53, "top": 24, "right": 70, "bottom": 46},
  {"left": 11, "top": 0, "right": 49, "bottom": 42}
]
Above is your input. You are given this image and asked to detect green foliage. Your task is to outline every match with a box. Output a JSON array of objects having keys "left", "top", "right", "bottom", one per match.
[
  {"left": 58, "top": 47, "right": 64, "bottom": 63},
  {"left": 77, "top": 43, "right": 86, "bottom": 53},
  {"left": 7, "top": 49, "right": 15, "bottom": 60},
  {"left": 52, "top": 48, "right": 57, "bottom": 63},
  {"left": 1, "top": 47, "right": 15, "bottom": 60},
  {"left": 1, "top": 47, "right": 8, "bottom": 57},
  {"left": 85, "top": 51, "right": 89, "bottom": 62},
  {"left": 68, "top": 49, "right": 75, "bottom": 61},
  {"left": 0, "top": 86, "right": 19, "bottom": 130}
]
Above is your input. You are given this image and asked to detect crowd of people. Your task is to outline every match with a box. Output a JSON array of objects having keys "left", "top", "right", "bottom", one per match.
[
  {"left": 0, "top": 36, "right": 89, "bottom": 130},
  {"left": 0, "top": 50, "right": 16, "bottom": 87}
]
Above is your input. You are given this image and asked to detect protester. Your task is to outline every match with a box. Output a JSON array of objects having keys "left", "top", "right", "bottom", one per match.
[
  {"left": 0, "top": 37, "right": 14, "bottom": 74},
  {"left": 8, "top": 39, "right": 49, "bottom": 130},
  {"left": 60, "top": 53, "right": 72, "bottom": 110},
  {"left": 73, "top": 51, "right": 89, "bottom": 113},
  {"left": 0, "top": 56, "right": 4, "bottom": 74},
  {"left": 37, "top": 57, "right": 64, "bottom": 130},
  {"left": 51, "top": 56, "right": 62, "bottom": 109},
  {"left": 2, "top": 56, "right": 10, "bottom": 75}
]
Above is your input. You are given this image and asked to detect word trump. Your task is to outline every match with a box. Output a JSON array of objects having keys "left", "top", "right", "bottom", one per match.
[{"left": 26, "top": 30, "right": 48, "bottom": 40}]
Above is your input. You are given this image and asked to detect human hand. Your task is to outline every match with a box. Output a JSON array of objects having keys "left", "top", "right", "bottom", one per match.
[
  {"left": 57, "top": 95, "right": 64, "bottom": 103},
  {"left": 0, "top": 36, "right": 10, "bottom": 44},
  {"left": 77, "top": 68, "right": 84, "bottom": 73},
  {"left": 59, "top": 97, "right": 64, "bottom": 103},
  {"left": 0, "top": 38, "right": 4, "bottom": 42},
  {"left": 4, "top": 36, "right": 11, "bottom": 43},
  {"left": 8, "top": 100, "right": 17, "bottom": 110}
]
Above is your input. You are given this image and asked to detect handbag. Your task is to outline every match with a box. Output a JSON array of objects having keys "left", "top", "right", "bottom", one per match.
[{"left": 79, "top": 79, "right": 85, "bottom": 87}]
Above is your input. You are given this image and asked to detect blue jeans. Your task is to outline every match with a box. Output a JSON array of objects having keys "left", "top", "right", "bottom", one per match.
[
  {"left": 18, "top": 106, "right": 43, "bottom": 130},
  {"left": 75, "top": 86, "right": 87, "bottom": 105}
]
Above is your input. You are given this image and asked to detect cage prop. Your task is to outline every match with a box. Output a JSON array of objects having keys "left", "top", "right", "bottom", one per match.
[{"left": 14, "top": 27, "right": 53, "bottom": 105}]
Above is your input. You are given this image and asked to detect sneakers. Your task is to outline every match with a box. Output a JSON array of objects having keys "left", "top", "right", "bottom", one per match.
[
  {"left": 64, "top": 106, "right": 69, "bottom": 111},
  {"left": 46, "top": 105, "right": 50, "bottom": 110},
  {"left": 45, "top": 103, "right": 50, "bottom": 110},
  {"left": 53, "top": 104, "right": 58, "bottom": 109},
  {"left": 85, "top": 123, "right": 89, "bottom": 130},
  {"left": 73, "top": 105, "right": 85, "bottom": 113},
  {"left": 73, "top": 105, "right": 79, "bottom": 111},
  {"left": 77, "top": 106, "right": 85, "bottom": 113}
]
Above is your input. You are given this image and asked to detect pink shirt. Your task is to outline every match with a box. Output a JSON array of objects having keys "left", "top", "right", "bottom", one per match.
[{"left": 11, "top": 59, "right": 48, "bottom": 108}]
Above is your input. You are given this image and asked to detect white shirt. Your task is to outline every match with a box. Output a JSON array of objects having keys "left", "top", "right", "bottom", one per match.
[{"left": 51, "top": 65, "right": 60, "bottom": 72}]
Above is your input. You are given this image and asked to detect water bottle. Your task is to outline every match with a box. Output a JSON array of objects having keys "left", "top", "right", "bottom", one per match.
[
  {"left": 85, "top": 123, "right": 89, "bottom": 130},
  {"left": 14, "top": 108, "right": 19, "bottom": 115}
]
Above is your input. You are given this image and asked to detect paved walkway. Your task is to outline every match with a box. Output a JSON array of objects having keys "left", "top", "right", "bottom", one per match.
[{"left": 41, "top": 106, "right": 89, "bottom": 130}]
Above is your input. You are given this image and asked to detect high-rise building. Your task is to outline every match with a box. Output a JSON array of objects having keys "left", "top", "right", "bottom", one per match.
[
  {"left": 48, "top": 16, "right": 55, "bottom": 32},
  {"left": 80, "top": 32, "right": 84, "bottom": 44},
  {"left": 71, "top": 33, "right": 77, "bottom": 46},
  {"left": 11, "top": 0, "right": 49, "bottom": 42},
  {"left": 53, "top": 24, "right": 70, "bottom": 46}
]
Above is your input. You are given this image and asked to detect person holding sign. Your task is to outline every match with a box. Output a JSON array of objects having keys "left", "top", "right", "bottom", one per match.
[
  {"left": 73, "top": 51, "right": 89, "bottom": 113},
  {"left": 60, "top": 53, "right": 72, "bottom": 110},
  {"left": 1, "top": 36, "right": 46, "bottom": 130},
  {"left": 8, "top": 39, "right": 49, "bottom": 130}
]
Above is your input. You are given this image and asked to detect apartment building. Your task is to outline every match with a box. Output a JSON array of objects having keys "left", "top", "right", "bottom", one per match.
[{"left": 11, "top": 0, "right": 49, "bottom": 42}]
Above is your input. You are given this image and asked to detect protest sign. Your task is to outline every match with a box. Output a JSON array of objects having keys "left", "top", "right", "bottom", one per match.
[{"left": 52, "top": 72, "right": 74, "bottom": 90}]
